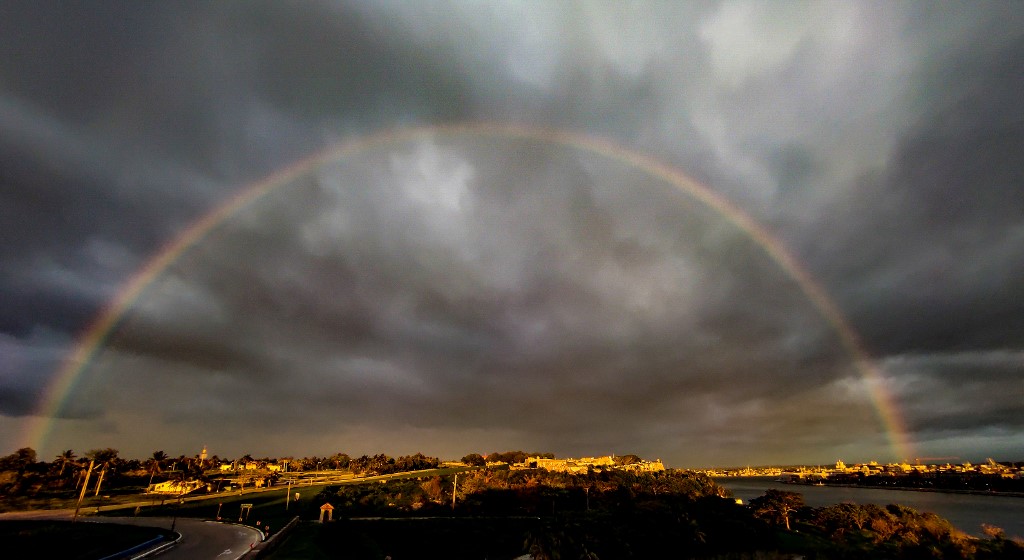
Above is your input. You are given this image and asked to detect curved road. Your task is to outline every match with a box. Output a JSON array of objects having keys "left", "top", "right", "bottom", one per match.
[
  {"left": 107, "top": 516, "right": 263, "bottom": 560},
  {"left": 0, "top": 511, "right": 263, "bottom": 559}
]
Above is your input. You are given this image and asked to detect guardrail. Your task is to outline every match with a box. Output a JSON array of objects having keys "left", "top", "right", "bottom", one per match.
[
  {"left": 101, "top": 529, "right": 182, "bottom": 560},
  {"left": 238, "top": 516, "right": 300, "bottom": 559}
]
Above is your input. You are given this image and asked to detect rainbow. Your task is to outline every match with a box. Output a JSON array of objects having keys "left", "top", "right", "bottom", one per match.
[{"left": 23, "top": 122, "right": 913, "bottom": 460}]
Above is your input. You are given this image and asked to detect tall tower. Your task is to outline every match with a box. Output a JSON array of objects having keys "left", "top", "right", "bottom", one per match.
[{"left": 200, "top": 446, "right": 208, "bottom": 461}]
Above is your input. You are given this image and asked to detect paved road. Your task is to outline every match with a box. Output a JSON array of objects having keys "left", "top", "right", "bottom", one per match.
[
  {"left": 126, "top": 517, "right": 262, "bottom": 560},
  {"left": 0, "top": 511, "right": 263, "bottom": 559}
]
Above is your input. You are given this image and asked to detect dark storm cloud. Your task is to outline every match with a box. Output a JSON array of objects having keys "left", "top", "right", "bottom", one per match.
[
  {"left": 2, "top": 1, "right": 1021, "bottom": 465},
  {"left": 54, "top": 136, "right": 861, "bottom": 463},
  {"left": 796, "top": 25, "right": 1024, "bottom": 355},
  {"left": 885, "top": 351, "right": 1024, "bottom": 431}
]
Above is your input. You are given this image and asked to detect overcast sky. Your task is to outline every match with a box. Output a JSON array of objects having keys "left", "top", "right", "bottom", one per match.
[{"left": 2, "top": 1, "right": 1022, "bottom": 467}]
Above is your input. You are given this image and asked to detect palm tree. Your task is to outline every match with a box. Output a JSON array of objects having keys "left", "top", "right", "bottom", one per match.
[
  {"left": 147, "top": 451, "right": 167, "bottom": 487},
  {"left": 55, "top": 449, "right": 76, "bottom": 476},
  {"left": 85, "top": 448, "right": 119, "bottom": 497}
]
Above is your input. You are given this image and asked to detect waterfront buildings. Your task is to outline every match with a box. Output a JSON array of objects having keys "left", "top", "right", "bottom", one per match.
[{"left": 516, "top": 455, "right": 666, "bottom": 474}]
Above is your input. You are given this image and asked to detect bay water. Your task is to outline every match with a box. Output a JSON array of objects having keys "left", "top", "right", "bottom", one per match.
[{"left": 717, "top": 477, "right": 1024, "bottom": 538}]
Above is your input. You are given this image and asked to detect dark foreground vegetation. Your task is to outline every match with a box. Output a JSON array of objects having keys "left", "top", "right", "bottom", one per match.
[
  {"left": 4, "top": 447, "right": 1022, "bottom": 559},
  {"left": 1, "top": 520, "right": 174, "bottom": 560},
  {"left": 263, "top": 469, "right": 1023, "bottom": 559}
]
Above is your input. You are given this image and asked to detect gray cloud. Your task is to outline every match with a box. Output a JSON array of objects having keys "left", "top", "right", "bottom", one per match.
[{"left": 1, "top": 1, "right": 1021, "bottom": 466}]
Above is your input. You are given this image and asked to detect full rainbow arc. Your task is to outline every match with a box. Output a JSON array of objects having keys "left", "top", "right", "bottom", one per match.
[{"left": 24, "top": 122, "right": 914, "bottom": 461}]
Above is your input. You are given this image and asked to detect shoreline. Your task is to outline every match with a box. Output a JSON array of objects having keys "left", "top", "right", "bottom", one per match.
[{"left": 736, "top": 477, "right": 1024, "bottom": 499}]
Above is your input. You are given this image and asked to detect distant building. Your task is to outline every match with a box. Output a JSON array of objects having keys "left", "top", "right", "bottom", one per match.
[
  {"left": 149, "top": 479, "right": 204, "bottom": 495},
  {"left": 523, "top": 455, "right": 664, "bottom": 474}
]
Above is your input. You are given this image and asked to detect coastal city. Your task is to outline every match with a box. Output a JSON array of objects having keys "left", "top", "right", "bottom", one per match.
[{"left": 703, "top": 458, "right": 1023, "bottom": 480}]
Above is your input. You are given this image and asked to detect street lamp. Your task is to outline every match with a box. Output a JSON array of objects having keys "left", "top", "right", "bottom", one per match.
[
  {"left": 73, "top": 460, "right": 99, "bottom": 523},
  {"left": 170, "top": 497, "right": 183, "bottom": 532}
]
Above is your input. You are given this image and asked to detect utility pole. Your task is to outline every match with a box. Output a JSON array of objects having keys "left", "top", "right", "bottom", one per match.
[
  {"left": 286, "top": 481, "right": 292, "bottom": 511},
  {"left": 452, "top": 473, "right": 458, "bottom": 510},
  {"left": 73, "top": 460, "right": 95, "bottom": 523},
  {"left": 171, "top": 497, "right": 182, "bottom": 532},
  {"left": 94, "top": 466, "right": 106, "bottom": 497}
]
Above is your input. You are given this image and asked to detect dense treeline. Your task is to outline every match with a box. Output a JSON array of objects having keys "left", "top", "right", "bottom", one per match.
[
  {"left": 461, "top": 450, "right": 556, "bottom": 466},
  {"left": 0, "top": 447, "right": 440, "bottom": 504},
  {"left": 0, "top": 447, "right": 181, "bottom": 500},
  {"left": 347, "top": 452, "right": 440, "bottom": 475}
]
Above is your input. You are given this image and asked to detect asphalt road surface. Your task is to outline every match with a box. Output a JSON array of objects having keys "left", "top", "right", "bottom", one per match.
[
  {"left": 0, "top": 511, "right": 263, "bottom": 560},
  {"left": 94, "top": 516, "right": 263, "bottom": 560}
]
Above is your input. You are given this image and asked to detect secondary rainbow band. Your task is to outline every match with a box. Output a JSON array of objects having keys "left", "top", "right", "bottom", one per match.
[{"left": 24, "top": 122, "right": 913, "bottom": 460}]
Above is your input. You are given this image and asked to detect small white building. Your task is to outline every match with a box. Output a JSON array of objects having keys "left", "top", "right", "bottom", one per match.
[{"left": 149, "top": 479, "right": 204, "bottom": 495}]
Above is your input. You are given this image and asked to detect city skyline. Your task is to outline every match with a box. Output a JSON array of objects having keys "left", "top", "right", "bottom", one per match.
[{"left": 2, "top": 2, "right": 1022, "bottom": 467}]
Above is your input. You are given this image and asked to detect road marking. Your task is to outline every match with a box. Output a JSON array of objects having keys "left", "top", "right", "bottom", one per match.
[{"left": 217, "top": 549, "right": 233, "bottom": 556}]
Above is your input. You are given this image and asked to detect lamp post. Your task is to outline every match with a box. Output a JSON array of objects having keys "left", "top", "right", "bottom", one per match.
[
  {"left": 72, "top": 460, "right": 97, "bottom": 523},
  {"left": 170, "top": 497, "right": 182, "bottom": 532},
  {"left": 452, "top": 473, "right": 458, "bottom": 511}
]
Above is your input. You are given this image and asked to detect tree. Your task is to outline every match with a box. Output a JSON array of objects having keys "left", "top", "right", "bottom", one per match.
[
  {"left": 369, "top": 454, "right": 394, "bottom": 474},
  {"left": 328, "top": 453, "right": 351, "bottom": 470},
  {"left": 85, "top": 448, "right": 119, "bottom": 497},
  {"left": 86, "top": 448, "right": 119, "bottom": 465},
  {"left": 150, "top": 450, "right": 167, "bottom": 468},
  {"left": 421, "top": 476, "right": 445, "bottom": 502},
  {"left": 613, "top": 454, "right": 642, "bottom": 466},
  {"left": 55, "top": 449, "right": 76, "bottom": 476},
  {"left": 750, "top": 489, "right": 804, "bottom": 530},
  {"left": 0, "top": 448, "right": 38, "bottom": 492},
  {"left": 0, "top": 447, "right": 37, "bottom": 473},
  {"left": 395, "top": 452, "right": 438, "bottom": 471},
  {"left": 147, "top": 451, "right": 167, "bottom": 486},
  {"left": 982, "top": 524, "right": 1006, "bottom": 540},
  {"left": 812, "top": 502, "right": 871, "bottom": 541},
  {"left": 462, "top": 453, "right": 486, "bottom": 467}
]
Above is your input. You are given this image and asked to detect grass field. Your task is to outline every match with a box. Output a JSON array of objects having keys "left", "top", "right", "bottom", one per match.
[
  {"left": 99, "top": 483, "right": 312, "bottom": 533},
  {"left": 94, "top": 468, "right": 473, "bottom": 533}
]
